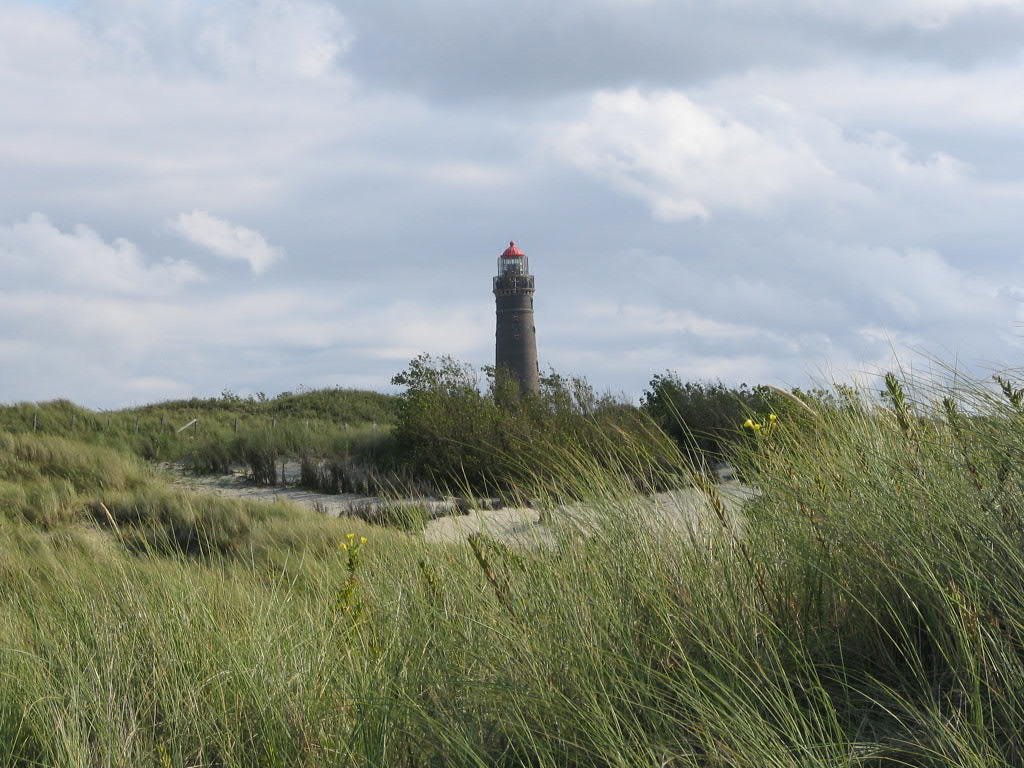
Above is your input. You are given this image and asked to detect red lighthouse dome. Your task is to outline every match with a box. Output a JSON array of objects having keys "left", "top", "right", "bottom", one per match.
[{"left": 501, "top": 240, "right": 525, "bottom": 258}]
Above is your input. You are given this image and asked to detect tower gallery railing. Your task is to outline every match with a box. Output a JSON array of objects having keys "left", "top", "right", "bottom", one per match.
[{"left": 493, "top": 274, "right": 535, "bottom": 292}]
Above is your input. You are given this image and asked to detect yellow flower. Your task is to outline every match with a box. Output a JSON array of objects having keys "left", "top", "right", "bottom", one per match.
[
  {"left": 752, "top": 423, "right": 762, "bottom": 431},
  {"left": 346, "top": 533, "right": 356, "bottom": 541},
  {"left": 743, "top": 418, "right": 755, "bottom": 429},
  {"left": 340, "top": 542, "right": 348, "bottom": 551},
  {"left": 769, "top": 413, "right": 778, "bottom": 423},
  {"left": 360, "top": 536, "right": 367, "bottom": 545}
]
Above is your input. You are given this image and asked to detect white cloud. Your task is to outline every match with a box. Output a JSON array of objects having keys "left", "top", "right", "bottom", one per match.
[
  {"left": 577, "top": 302, "right": 778, "bottom": 343},
  {"left": 425, "top": 162, "right": 517, "bottom": 188},
  {"left": 550, "top": 80, "right": 1024, "bottom": 243},
  {"left": 0, "top": 213, "right": 202, "bottom": 295},
  {"left": 3, "top": 0, "right": 1024, "bottom": 406},
  {"left": 0, "top": 282, "right": 489, "bottom": 407},
  {"left": 552, "top": 88, "right": 842, "bottom": 221},
  {"left": 704, "top": 62, "right": 1024, "bottom": 135},
  {"left": 720, "top": 0, "right": 1024, "bottom": 29},
  {"left": 170, "top": 210, "right": 282, "bottom": 274},
  {"left": 557, "top": 239, "right": 1024, "bottom": 399},
  {"left": 805, "top": 0, "right": 1024, "bottom": 28},
  {"left": 0, "top": 0, "right": 359, "bottom": 214},
  {"left": 78, "top": 0, "right": 352, "bottom": 79},
  {"left": 195, "top": 0, "right": 351, "bottom": 79},
  {"left": 827, "top": 245, "right": 1001, "bottom": 322}
]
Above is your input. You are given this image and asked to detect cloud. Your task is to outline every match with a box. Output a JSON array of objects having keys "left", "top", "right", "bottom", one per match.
[
  {"left": 528, "top": 229, "right": 1024, "bottom": 402},
  {"left": 0, "top": 213, "right": 202, "bottom": 295},
  {"left": 551, "top": 88, "right": 839, "bottom": 220},
  {"left": 702, "top": 62, "right": 1024, "bottom": 137},
  {"left": 192, "top": 0, "right": 351, "bottom": 79},
  {"left": 170, "top": 211, "right": 282, "bottom": 274},
  {"left": 0, "top": 281, "right": 489, "bottom": 407},
  {"left": 339, "top": 0, "right": 1024, "bottom": 104},
  {"left": 425, "top": 162, "right": 517, "bottom": 189},
  {"left": 0, "top": 0, "right": 360, "bottom": 216},
  {"left": 4, "top": 0, "right": 1024, "bottom": 408},
  {"left": 548, "top": 78, "right": 1024, "bottom": 250},
  {"left": 780, "top": 0, "right": 1024, "bottom": 29},
  {"left": 76, "top": 0, "right": 353, "bottom": 80}
]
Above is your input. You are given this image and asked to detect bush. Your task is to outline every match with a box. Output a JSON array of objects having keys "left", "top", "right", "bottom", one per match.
[
  {"left": 387, "top": 355, "right": 681, "bottom": 496},
  {"left": 639, "top": 373, "right": 837, "bottom": 468},
  {"left": 639, "top": 374, "right": 769, "bottom": 464}
]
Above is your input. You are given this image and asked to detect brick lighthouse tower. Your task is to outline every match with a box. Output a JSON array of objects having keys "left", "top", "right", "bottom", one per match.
[{"left": 493, "top": 240, "right": 540, "bottom": 395}]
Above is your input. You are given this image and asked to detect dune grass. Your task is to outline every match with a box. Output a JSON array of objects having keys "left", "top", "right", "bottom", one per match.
[
  {"left": 0, "top": 389, "right": 396, "bottom": 474},
  {"left": 3, "top": 371, "right": 1024, "bottom": 764}
]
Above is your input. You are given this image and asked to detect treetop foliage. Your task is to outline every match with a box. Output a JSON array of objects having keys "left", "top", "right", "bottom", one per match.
[{"left": 387, "top": 354, "right": 677, "bottom": 496}]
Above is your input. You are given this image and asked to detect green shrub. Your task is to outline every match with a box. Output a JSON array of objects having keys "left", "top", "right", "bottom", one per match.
[
  {"left": 387, "top": 354, "right": 680, "bottom": 496},
  {"left": 639, "top": 374, "right": 770, "bottom": 464}
]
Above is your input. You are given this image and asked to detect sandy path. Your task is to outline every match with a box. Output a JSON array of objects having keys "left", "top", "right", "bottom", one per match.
[
  {"left": 420, "top": 483, "right": 754, "bottom": 547},
  {"left": 165, "top": 467, "right": 370, "bottom": 516},
  {"left": 166, "top": 466, "right": 753, "bottom": 547},
  {"left": 423, "top": 507, "right": 546, "bottom": 546}
]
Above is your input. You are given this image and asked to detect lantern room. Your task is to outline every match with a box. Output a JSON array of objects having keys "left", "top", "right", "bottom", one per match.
[{"left": 497, "top": 240, "right": 529, "bottom": 276}]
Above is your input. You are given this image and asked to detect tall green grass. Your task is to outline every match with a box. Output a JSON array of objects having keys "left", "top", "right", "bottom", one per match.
[
  {"left": 0, "top": 429, "right": 365, "bottom": 564},
  {"left": 5, "top": 371, "right": 1024, "bottom": 764},
  {"left": 0, "top": 389, "right": 397, "bottom": 488}
]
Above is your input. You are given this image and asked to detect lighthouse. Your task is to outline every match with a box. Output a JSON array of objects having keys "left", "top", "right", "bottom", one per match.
[{"left": 493, "top": 240, "right": 540, "bottom": 395}]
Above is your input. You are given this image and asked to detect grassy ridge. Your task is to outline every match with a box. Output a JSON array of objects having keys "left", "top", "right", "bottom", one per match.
[
  {"left": 4, "top": 372, "right": 1024, "bottom": 764},
  {"left": 0, "top": 389, "right": 397, "bottom": 487},
  {"left": 0, "top": 429, "right": 373, "bottom": 563},
  {"left": 129, "top": 387, "right": 397, "bottom": 422},
  {"left": 0, "top": 368, "right": 709, "bottom": 498}
]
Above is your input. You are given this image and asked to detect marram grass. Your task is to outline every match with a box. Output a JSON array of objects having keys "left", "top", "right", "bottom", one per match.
[{"left": 5, "top": 371, "right": 1024, "bottom": 765}]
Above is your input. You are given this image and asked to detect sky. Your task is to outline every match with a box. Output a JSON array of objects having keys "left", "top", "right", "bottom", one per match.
[{"left": 3, "top": 0, "right": 1024, "bottom": 407}]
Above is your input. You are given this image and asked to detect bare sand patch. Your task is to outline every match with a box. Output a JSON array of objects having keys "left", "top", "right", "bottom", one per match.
[{"left": 165, "top": 465, "right": 754, "bottom": 548}]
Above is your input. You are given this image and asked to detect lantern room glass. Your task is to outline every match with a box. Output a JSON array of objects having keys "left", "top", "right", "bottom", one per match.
[{"left": 498, "top": 255, "right": 529, "bottom": 275}]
